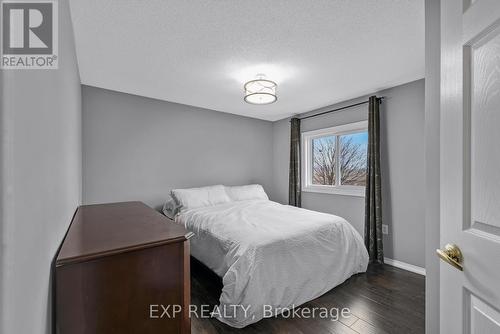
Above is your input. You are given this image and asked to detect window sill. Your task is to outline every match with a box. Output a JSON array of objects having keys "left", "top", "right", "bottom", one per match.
[{"left": 302, "top": 186, "right": 365, "bottom": 197}]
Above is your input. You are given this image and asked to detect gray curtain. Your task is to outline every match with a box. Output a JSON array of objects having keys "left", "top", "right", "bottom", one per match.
[
  {"left": 364, "top": 96, "right": 384, "bottom": 264},
  {"left": 289, "top": 117, "right": 301, "bottom": 207}
]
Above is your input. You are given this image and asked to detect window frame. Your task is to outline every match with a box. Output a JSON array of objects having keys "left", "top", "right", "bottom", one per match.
[{"left": 301, "top": 120, "right": 368, "bottom": 197}]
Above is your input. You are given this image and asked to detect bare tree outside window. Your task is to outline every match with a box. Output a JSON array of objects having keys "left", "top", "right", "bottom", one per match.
[
  {"left": 312, "top": 136, "right": 336, "bottom": 185},
  {"left": 311, "top": 132, "right": 367, "bottom": 187},
  {"left": 340, "top": 133, "right": 367, "bottom": 186}
]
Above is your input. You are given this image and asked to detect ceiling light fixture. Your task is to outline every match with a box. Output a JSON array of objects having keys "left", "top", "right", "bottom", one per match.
[{"left": 244, "top": 74, "right": 277, "bottom": 105}]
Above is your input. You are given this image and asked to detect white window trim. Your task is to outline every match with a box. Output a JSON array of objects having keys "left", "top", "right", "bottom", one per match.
[{"left": 301, "top": 120, "right": 368, "bottom": 197}]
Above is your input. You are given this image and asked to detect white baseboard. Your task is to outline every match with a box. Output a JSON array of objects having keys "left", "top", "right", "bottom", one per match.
[{"left": 384, "top": 258, "right": 426, "bottom": 276}]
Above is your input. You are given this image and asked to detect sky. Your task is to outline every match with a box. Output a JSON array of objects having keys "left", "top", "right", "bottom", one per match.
[{"left": 314, "top": 131, "right": 368, "bottom": 149}]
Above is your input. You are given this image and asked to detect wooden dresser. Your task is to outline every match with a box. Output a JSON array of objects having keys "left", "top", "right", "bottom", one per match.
[{"left": 56, "top": 201, "right": 193, "bottom": 334}]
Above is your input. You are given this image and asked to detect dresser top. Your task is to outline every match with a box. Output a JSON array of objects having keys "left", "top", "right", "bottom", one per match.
[{"left": 56, "top": 201, "right": 191, "bottom": 266}]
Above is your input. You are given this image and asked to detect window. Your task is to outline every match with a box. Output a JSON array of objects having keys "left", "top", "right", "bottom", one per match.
[{"left": 302, "top": 121, "right": 368, "bottom": 196}]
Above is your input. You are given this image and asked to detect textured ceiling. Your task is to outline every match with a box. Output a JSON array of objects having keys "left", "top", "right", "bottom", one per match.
[{"left": 69, "top": 0, "right": 424, "bottom": 121}]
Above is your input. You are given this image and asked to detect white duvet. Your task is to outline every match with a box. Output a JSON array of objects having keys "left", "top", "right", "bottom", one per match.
[{"left": 176, "top": 199, "right": 369, "bottom": 328}]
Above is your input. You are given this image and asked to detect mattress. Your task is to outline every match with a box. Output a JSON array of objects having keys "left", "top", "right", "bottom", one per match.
[{"left": 175, "top": 199, "right": 369, "bottom": 328}]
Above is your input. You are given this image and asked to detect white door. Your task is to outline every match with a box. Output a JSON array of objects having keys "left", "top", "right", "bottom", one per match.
[{"left": 439, "top": 0, "right": 500, "bottom": 333}]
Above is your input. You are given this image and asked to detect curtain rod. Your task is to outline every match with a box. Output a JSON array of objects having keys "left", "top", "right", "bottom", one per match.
[{"left": 296, "top": 97, "right": 384, "bottom": 121}]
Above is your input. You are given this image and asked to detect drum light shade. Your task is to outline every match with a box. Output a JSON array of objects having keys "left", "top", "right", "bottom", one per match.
[{"left": 244, "top": 78, "right": 277, "bottom": 105}]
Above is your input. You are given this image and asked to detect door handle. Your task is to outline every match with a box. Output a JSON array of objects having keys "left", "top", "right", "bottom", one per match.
[{"left": 437, "top": 244, "right": 463, "bottom": 271}]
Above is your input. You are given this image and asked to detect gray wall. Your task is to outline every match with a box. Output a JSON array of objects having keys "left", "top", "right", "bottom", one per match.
[
  {"left": 82, "top": 86, "right": 273, "bottom": 210},
  {"left": 272, "top": 80, "right": 425, "bottom": 267},
  {"left": 82, "top": 80, "right": 425, "bottom": 268},
  {"left": 0, "top": 1, "right": 82, "bottom": 333},
  {"left": 424, "top": 0, "right": 440, "bottom": 331}
]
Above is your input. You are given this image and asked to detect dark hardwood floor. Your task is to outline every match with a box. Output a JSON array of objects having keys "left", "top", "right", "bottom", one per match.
[{"left": 190, "top": 259, "right": 425, "bottom": 334}]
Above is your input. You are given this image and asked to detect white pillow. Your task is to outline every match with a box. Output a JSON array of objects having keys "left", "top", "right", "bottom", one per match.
[
  {"left": 225, "top": 184, "right": 269, "bottom": 201},
  {"left": 162, "top": 195, "right": 180, "bottom": 219},
  {"left": 171, "top": 185, "right": 231, "bottom": 211}
]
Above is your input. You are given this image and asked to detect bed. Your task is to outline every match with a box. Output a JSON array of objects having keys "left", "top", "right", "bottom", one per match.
[{"left": 165, "top": 184, "right": 369, "bottom": 328}]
